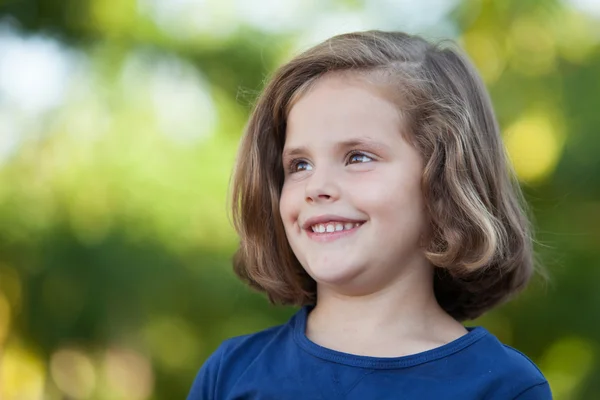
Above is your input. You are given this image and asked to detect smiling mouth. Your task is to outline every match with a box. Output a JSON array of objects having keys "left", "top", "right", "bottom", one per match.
[
  {"left": 305, "top": 221, "right": 364, "bottom": 242},
  {"left": 310, "top": 221, "right": 363, "bottom": 233}
]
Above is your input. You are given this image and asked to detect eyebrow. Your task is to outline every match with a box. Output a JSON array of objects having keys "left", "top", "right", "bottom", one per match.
[{"left": 282, "top": 138, "right": 390, "bottom": 161}]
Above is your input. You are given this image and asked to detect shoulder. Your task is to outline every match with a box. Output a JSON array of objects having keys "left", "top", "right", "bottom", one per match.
[
  {"left": 187, "top": 322, "right": 292, "bottom": 399},
  {"left": 466, "top": 329, "right": 551, "bottom": 399},
  {"left": 499, "top": 343, "right": 545, "bottom": 377},
  {"left": 498, "top": 344, "right": 552, "bottom": 399},
  {"left": 217, "top": 322, "right": 290, "bottom": 362}
]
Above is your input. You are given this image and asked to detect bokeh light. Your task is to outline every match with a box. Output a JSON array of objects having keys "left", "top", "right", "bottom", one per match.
[
  {"left": 0, "top": 342, "right": 45, "bottom": 400},
  {"left": 103, "top": 347, "right": 154, "bottom": 400},
  {"left": 50, "top": 347, "right": 97, "bottom": 399},
  {"left": 504, "top": 111, "right": 565, "bottom": 183}
]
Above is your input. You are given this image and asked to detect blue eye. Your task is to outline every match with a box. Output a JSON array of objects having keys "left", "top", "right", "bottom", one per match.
[
  {"left": 289, "top": 160, "right": 312, "bottom": 173},
  {"left": 347, "top": 152, "right": 373, "bottom": 164}
]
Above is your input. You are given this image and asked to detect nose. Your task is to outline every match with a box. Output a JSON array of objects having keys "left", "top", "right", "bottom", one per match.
[{"left": 304, "top": 166, "right": 340, "bottom": 203}]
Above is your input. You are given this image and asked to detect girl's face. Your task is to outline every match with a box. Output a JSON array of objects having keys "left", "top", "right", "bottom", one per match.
[{"left": 280, "top": 74, "right": 431, "bottom": 296}]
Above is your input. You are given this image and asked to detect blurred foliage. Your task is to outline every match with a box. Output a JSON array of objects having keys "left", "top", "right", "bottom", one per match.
[{"left": 0, "top": 0, "right": 599, "bottom": 398}]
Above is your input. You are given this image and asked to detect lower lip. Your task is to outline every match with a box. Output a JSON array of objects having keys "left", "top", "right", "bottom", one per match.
[{"left": 305, "top": 223, "right": 364, "bottom": 242}]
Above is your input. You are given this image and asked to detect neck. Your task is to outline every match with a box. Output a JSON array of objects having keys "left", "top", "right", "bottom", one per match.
[{"left": 306, "top": 262, "right": 467, "bottom": 357}]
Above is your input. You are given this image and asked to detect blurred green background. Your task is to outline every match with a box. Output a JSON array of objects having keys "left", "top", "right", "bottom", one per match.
[{"left": 0, "top": 0, "right": 598, "bottom": 398}]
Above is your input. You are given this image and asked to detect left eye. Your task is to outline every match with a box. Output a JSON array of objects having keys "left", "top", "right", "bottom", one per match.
[{"left": 347, "top": 152, "right": 373, "bottom": 164}]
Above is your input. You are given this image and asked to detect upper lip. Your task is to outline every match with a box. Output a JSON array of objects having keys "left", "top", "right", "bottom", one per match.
[{"left": 301, "top": 214, "right": 365, "bottom": 230}]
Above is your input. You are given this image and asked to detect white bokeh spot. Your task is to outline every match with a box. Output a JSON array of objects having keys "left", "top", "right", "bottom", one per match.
[{"left": 0, "top": 28, "right": 74, "bottom": 114}]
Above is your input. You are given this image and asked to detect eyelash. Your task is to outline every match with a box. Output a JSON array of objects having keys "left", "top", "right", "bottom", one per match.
[{"left": 287, "top": 150, "right": 374, "bottom": 174}]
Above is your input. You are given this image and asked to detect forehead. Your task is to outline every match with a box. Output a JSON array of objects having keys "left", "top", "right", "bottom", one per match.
[{"left": 285, "top": 74, "right": 404, "bottom": 145}]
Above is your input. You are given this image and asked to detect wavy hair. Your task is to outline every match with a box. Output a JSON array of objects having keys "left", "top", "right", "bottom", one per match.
[{"left": 230, "top": 30, "right": 538, "bottom": 321}]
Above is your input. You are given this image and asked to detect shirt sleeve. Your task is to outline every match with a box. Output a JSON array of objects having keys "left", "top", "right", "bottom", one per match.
[
  {"left": 187, "top": 345, "right": 224, "bottom": 400},
  {"left": 513, "top": 381, "right": 552, "bottom": 400}
]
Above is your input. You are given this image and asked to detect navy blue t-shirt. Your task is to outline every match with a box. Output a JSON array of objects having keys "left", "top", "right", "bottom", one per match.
[{"left": 188, "top": 307, "right": 551, "bottom": 399}]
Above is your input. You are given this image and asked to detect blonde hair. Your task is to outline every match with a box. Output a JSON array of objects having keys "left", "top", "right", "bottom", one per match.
[{"left": 231, "top": 30, "right": 537, "bottom": 321}]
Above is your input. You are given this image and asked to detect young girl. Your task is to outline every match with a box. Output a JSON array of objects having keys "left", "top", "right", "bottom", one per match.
[{"left": 188, "top": 30, "right": 551, "bottom": 399}]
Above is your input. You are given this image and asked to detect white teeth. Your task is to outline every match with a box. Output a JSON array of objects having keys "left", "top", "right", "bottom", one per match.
[{"left": 310, "top": 221, "right": 362, "bottom": 233}]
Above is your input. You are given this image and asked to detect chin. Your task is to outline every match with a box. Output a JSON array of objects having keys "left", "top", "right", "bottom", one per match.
[{"left": 305, "top": 262, "right": 365, "bottom": 288}]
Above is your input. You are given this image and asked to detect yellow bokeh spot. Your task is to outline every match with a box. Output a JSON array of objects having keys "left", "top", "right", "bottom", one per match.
[
  {"left": 461, "top": 29, "right": 506, "bottom": 84},
  {"left": 50, "top": 347, "right": 96, "bottom": 399},
  {"left": 0, "top": 342, "right": 45, "bottom": 400},
  {"left": 103, "top": 347, "right": 154, "bottom": 400},
  {"left": 504, "top": 112, "right": 565, "bottom": 183},
  {"left": 539, "top": 336, "right": 595, "bottom": 399}
]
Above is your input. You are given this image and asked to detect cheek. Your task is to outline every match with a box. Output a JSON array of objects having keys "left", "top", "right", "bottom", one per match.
[
  {"left": 356, "top": 172, "right": 425, "bottom": 225},
  {"left": 279, "top": 184, "right": 300, "bottom": 224}
]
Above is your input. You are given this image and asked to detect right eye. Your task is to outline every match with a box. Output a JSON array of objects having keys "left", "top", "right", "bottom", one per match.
[{"left": 288, "top": 159, "right": 312, "bottom": 173}]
